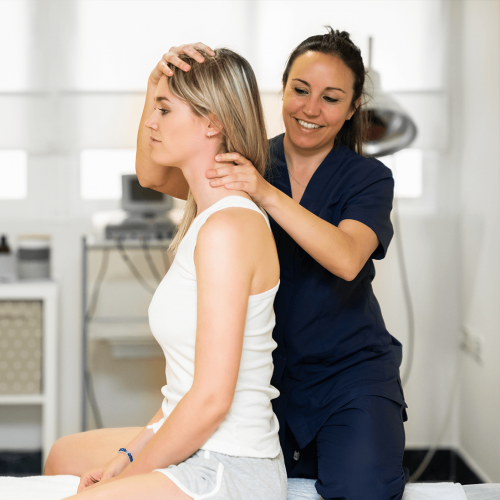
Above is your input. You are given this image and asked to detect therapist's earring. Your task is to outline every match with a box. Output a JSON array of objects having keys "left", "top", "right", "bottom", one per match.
[{"left": 208, "top": 131, "right": 212, "bottom": 138}]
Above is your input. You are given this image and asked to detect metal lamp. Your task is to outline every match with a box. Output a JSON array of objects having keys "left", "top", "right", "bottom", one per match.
[{"left": 363, "top": 39, "right": 418, "bottom": 157}]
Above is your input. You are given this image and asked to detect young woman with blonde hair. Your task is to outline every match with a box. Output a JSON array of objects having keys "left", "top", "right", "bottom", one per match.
[{"left": 45, "top": 48, "right": 286, "bottom": 500}]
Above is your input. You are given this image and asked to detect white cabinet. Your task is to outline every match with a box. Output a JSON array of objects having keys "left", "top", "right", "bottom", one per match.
[{"left": 0, "top": 281, "right": 58, "bottom": 466}]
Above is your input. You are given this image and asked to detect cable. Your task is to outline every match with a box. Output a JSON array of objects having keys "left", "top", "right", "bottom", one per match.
[
  {"left": 84, "top": 248, "right": 110, "bottom": 429},
  {"left": 85, "top": 248, "right": 110, "bottom": 321},
  {"left": 409, "top": 349, "right": 461, "bottom": 482},
  {"left": 141, "top": 239, "right": 163, "bottom": 283},
  {"left": 115, "top": 239, "right": 156, "bottom": 295},
  {"left": 84, "top": 367, "right": 104, "bottom": 429},
  {"left": 392, "top": 196, "right": 415, "bottom": 388}
]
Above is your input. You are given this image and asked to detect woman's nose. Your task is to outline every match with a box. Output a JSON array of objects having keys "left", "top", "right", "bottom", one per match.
[
  {"left": 303, "top": 96, "right": 321, "bottom": 117},
  {"left": 144, "top": 113, "right": 158, "bottom": 130}
]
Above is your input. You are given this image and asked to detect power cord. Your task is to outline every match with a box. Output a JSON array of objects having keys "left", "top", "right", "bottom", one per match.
[
  {"left": 409, "top": 349, "right": 461, "bottom": 482},
  {"left": 85, "top": 248, "right": 110, "bottom": 321},
  {"left": 141, "top": 239, "right": 163, "bottom": 284},
  {"left": 84, "top": 366, "right": 104, "bottom": 429},
  {"left": 84, "top": 248, "right": 110, "bottom": 429},
  {"left": 392, "top": 197, "right": 415, "bottom": 388},
  {"left": 115, "top": 239, "right": 157, "bottom": 295}
]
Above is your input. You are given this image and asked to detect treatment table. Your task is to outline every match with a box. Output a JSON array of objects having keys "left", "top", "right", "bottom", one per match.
[{"left": 0, "top": 476, "right": 500, "bottom": 499}]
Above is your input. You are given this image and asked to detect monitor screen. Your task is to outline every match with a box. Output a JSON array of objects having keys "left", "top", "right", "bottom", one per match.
[
  {"left": 130, "top": 179, "right": 163, "bottom": 201},
  {"left": 121, "top": 174, "right": 173, "bottom": 215}
]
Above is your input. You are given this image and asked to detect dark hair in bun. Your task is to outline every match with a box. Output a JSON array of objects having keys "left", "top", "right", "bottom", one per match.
[{"left": 282, "top": 27, "right": 367, "bottom": 154}]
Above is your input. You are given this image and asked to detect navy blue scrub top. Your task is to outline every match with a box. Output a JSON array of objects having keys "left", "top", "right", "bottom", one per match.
[{"left": 267, "top": 134, "right": 407, "bottom": 450}]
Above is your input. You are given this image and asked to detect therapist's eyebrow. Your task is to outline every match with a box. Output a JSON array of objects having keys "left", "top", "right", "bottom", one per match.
[
  {"left": 292, "top": 78, "right": 346, "bottom": 94},
  {"left": 155, "top": 96, "right": 171, "bottom": 103}
]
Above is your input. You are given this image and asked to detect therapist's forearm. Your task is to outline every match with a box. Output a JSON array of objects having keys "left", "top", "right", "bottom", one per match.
[
  {"left": 118, "top": 389, "right": 227, "bottom": 477},
  {"left": 136, "top": 80, "right": 169, "bottom": 189},
  {"left": 263, "top": 187, "right": 361, "bottom": 280},
  {"left": 135, "top": 80, "right": 188, "bottom": 199}
]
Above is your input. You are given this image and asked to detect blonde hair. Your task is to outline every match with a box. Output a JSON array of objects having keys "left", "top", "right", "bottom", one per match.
[{"left": 168, "top": 48, "right": 268, "bottom": 252}]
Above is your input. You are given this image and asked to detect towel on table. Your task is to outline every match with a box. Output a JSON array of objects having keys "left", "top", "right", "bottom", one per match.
[
  {"left": 287, "top": 478, "right": 468, "bottom": 500},
  {"left": 0, "top": 475, "right": 79, "bottom": 500},
  {"left": 0, "top": 476, "right": 470, "bottom": 500}
]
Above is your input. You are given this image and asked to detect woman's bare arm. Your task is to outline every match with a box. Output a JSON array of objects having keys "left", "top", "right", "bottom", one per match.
[
  {"left": 116, "top": 210, "right": 257, "bottom": 477},
  {"left": 77, "top": 407, "right": 166, "bottom": 491}
]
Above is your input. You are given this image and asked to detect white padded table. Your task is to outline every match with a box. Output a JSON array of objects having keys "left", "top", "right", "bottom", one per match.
[{"left": 1, "top": 476, "right": 500, "bottom": 499}]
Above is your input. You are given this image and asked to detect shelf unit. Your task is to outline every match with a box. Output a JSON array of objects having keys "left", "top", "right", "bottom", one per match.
[
  {"left": 0, "top": 281, "right": 58, "bottom": 466},
  {"left": 81, "top": 237, "right": 170, "bottom": 430}
]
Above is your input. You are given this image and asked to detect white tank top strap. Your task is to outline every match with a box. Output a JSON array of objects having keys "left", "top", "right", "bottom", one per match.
[{"left": 194, "top": 195, "right": 271, "bottom": 232}]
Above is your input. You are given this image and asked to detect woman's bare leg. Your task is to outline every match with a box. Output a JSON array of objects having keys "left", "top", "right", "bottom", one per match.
[
  {"left": 64, "top": 472, "right": 191, "bottom": 500},
  {"left": 45, "top": 427, "right": 143, "bottom": 476}
]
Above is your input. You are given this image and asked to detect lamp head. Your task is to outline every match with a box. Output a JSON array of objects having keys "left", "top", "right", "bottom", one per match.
[{"left": 363, "top": 68, "right": 417, "bottom": 157}]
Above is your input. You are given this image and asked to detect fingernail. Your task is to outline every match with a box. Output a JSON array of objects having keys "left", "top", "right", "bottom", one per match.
[{"left": 215, "top": 155, "right": 221, "bottom": 160}]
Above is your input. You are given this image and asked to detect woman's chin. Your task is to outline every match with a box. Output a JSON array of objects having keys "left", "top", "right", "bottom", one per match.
[
  {"left": 151, "top": 151, "right": 172, "bottom": 166},
  {"left": 288, "top": 132, "right": 321, "bottom": 150}
]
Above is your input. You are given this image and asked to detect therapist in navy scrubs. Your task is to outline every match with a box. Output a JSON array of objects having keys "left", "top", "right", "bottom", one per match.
[{"left": 143, "top": 28, "right": 408, "bottom": 500}]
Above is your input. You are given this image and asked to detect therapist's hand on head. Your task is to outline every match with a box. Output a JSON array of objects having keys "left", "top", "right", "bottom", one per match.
[{"left": 150, "top": 42, "right": 216, "bottom": 83}]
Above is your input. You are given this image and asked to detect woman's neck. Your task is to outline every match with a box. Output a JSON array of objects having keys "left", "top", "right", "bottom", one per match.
[
  {"left": 283, "top": 133, "right": 334, "bottom": 174},
  {"left": 181, "top": 153, "right": 250, "bottom": 214}
]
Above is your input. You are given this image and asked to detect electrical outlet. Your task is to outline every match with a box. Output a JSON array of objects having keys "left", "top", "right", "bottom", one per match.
[{"left": 460, "top": 326, "right": 484, "bottom": 364}]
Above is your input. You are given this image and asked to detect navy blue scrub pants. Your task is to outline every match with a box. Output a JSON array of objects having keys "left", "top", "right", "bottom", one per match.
[{"left": 284, "top": 396, "right": 407, "bottom": 500}]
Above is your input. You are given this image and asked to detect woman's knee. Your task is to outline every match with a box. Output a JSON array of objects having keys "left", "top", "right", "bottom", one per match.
[
  {"left": 316, "top": 396, "right": 407, "bottom": 499},
  {"left": 45, "top": 427, "right": 142, "bottom": 476},
  {"left": 317, "top": 471, "right": 406, "bottom": 500},
  {"left": 45, "top": 434, "right": 78, "bottom": 475}
]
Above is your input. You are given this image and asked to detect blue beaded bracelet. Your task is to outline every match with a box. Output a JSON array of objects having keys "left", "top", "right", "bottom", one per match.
[{"left": 118, "top": 448, "right": 133, "bottom": 463}]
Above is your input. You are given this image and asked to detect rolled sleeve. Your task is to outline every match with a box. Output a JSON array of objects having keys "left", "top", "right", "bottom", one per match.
[{"left": 340, "top": 175, "right": 394, "bottom": 260}]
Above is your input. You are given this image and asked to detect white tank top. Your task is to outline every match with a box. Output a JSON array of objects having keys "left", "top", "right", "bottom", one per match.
[{"left": 148, "top": 195, "right": 281, "bottom": 458}]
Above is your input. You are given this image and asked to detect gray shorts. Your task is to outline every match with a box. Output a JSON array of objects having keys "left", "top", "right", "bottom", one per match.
[{"left": 154, "top": 449, "right": 287, "bottom": 500}]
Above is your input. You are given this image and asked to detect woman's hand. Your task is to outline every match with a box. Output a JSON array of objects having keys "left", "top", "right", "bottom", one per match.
[
  {"left": 149, "top": 42, "right": 215, "bottom": 84},
  {"left": 77, "top": 454, "right": 129, "bottom": 492},
  {"left": 206, "top": 153, "right": 277, "bottom": 207}
]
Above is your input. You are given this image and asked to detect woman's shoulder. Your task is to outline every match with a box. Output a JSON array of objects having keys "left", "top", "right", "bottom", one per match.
[
  {"left": 340, "top": 145, "right": 393, "bottom": 181},
  {"left": 198, "top": 204, "right": 269, "bottom": 250},
  {"left": 195, "top": 206, "right": 277, "bottom": 287},
  {"left": 340, "top": 145, "right": 392, "bottom": 181}
]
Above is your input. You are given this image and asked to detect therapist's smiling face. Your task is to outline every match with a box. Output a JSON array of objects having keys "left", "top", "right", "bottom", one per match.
[
  {"left": 282, "top": 51, "right": 357, "bottom": 154},
  {"left": 145, "top": 76, "right": 205, "bottom": 169}
]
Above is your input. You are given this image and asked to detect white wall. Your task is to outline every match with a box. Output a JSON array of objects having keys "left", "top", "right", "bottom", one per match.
[{"left": 453, "top": 0, "right": 500, "bottom": 482}]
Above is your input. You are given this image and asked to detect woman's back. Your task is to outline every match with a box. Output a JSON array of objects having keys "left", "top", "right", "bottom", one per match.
[{"left": 149, "top": 195, "right": 281, "bottom": 459}]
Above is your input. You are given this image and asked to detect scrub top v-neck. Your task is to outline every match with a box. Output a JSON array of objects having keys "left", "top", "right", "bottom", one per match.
[{"left": 267, "top": 134, "right": 407, "bottom": 450}]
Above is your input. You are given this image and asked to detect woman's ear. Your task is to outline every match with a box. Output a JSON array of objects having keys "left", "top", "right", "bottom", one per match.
[
  {"left": 205, "top": 114, "right": 223, "bottom": 138},
  {"left": 347, "top": 97, "right": 362, "bottom": 120}
]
